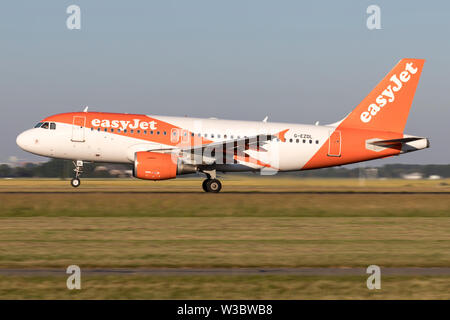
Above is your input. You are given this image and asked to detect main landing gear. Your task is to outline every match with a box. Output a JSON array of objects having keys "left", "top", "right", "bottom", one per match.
[
  {"left": 202, "top": 178, "right": 222, "bottom": 193},
  {"left": 71, "top": 160, "right": 83, "bottom": 188},
  {"left": 201, "top": 169, "right": 222, "bottom": 193}
]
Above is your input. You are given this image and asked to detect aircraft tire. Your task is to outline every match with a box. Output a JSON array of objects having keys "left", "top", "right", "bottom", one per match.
[
  {"left": 202, "top": 179, "right": 210, "bottom": 192},
  {"left": 71, "top": 178, "right": 81, "bottom": 188},
  {"left": 206, "top": 179, "right": 222, "bottom": 193}
]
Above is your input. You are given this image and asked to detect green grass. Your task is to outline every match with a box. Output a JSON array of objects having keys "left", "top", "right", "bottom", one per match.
[
  {"left": 0, "top": 217, "right": 449, "bottom": 269},
  {"left": 1, "top": 275, "right": 449, "bottom": 299},
  {"left": 0, "top": 178, "right": 449, "bottom": 299},
  {"left": 1, "top": 178, "right": 449, "bottom": 218},
  {"left": 1, "top": 193, "right": 450, "bottom": 217}
]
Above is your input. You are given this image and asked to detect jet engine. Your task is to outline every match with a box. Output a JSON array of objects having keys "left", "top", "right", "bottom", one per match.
[{"left": 133, "top": 151, "right": 197, "bottom": 180}]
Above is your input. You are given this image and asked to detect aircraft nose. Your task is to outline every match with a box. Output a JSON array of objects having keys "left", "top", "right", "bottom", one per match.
[{"left": 16, "top": 130, "right": 31, "bottom": 151}]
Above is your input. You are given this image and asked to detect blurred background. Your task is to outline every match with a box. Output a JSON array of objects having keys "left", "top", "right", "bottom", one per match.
[
  {"left": 0, "top": 0, "right": 449, "bottom": 167},
  {"left": 1, "top": 1, "right": 449, "bottom": 300}
]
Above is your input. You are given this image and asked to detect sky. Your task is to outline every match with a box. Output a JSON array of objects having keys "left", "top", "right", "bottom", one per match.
[{"left": 0, "top": 0, "right": 449, "bottom": 165}]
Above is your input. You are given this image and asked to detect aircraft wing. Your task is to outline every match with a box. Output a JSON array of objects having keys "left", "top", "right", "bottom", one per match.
[{"left": 154, "top": 129, "right": 289, "bottom": 165}]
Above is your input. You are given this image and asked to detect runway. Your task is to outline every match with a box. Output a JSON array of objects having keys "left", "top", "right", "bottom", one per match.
[
  {"left": 1, "top": 267, "right": 450, "bottom": 276},
  {"left": 1, "top": 191, "right": 449, "bottom": 194}
]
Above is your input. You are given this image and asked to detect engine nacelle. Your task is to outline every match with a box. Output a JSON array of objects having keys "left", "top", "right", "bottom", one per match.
[{"left": 133, "top": 151, "right": 197, "bottom": 180}]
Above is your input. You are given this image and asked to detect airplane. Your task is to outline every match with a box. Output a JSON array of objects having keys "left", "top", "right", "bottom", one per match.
[{"left": 16, "top": 58, "right": 429, "bottom": 192}]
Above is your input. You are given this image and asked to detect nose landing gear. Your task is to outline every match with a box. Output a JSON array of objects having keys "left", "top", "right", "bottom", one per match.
[
  {"left": 71, "top": 178, "right": 81, "bottom": 188},
  {"left": 201, "top": 169, "right": 222, "bottom": 193},
  {"left": 71, "top": 160, "right": 83, "bottom": 188}
]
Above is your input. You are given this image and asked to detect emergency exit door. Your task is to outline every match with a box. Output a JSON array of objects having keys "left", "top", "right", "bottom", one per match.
[
  {"left": 328, "top": 130, "right": 341, "bottom": 157},
  {"left": 71, "top": 116, "right": 86, "bottom": 142}
]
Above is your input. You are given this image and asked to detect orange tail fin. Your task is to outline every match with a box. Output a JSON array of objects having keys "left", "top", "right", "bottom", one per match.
[{"left": 338, "top": 58, "right": 425, "bottom": 133}]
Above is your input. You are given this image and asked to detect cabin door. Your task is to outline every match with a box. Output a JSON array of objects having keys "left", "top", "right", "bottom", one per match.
[
  {"left": 328, "top": 130, "right": 341, "bottom": 157},
  {"left": 71, "top": 116, "right": 86, "bottom": 142}
]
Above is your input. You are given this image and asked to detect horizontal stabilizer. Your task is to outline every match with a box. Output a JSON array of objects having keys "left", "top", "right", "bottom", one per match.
[
  {"left": 369, "top": 137, "right": 422, "bottom": 147},
  {"left": 366, "top": 136, "right": 429, "bottom": 153}
]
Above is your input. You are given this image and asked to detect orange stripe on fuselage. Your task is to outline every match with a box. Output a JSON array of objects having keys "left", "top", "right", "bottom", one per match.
[
  {"left": 233, "top": 155, "right": 277, "bottom": 170},
  {"left": 302, "top": 127, "right": 402, "bottom": 170},
  {"left": 42, "top": 112, "right": 212, "bottom": 147}
]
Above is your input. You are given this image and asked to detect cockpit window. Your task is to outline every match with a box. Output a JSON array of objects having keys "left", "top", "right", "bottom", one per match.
[
  {"left": 41, "top": 122, "right": 49, "bottom": 129},
  {"left": 50, "top": 123, "right": 56, "bottom": 130},
  {"left": 34, "top": 122, "right": 43, "bottom": 128}
]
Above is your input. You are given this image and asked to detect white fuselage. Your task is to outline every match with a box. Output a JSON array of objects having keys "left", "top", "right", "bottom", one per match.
[{"left": 17, "top": 115, "right": 334, "bottom": 172}]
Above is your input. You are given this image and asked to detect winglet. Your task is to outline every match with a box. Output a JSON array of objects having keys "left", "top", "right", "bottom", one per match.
[{"left": 274, "top": 129, "right": 289, "bottom": 142}]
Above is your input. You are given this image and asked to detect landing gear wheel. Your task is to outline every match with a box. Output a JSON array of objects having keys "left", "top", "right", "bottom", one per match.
[
  {"left": 71, "top": 178, "right": 81, "bottom": 188},
  {"left": 202, "top": 179, "right": 209, "bottom": 192},
  {"left": 205, "top": 179, "right": 222, "bottom": 193}
]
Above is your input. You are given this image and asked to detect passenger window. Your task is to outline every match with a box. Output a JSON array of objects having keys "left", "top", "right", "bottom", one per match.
[
  {"left": 41, "top": 122, "right": 49, "bottom": 129},
  {"left": 130, "top": 130, "right": 134, "bottom": 134},
  {"left": 181, "top": 130, "right": 188, "bottom": 142},
  {"left": 111, "top": 129, "right": 114, "bottom": 132},
  {"left": 296, "top": 139, "right": 299, "bottom": 143},
  {"left": 289, "top": 138, "right": 293, "bottom": 143}
]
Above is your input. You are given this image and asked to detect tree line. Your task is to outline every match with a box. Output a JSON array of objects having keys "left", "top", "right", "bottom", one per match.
[
  {"left": 1, "top": 159, "right": 449, "bottom": 179},
  {"left": 0, "top": 159, "right": 130, "bottom": 179}
]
